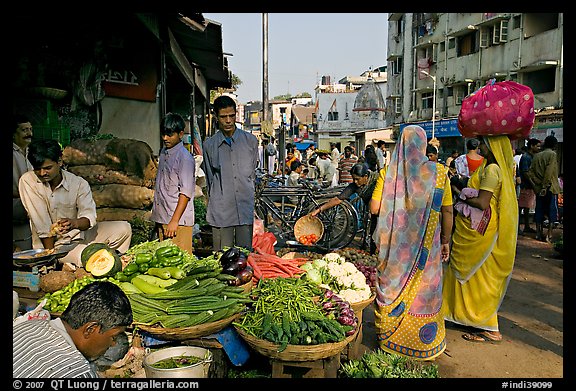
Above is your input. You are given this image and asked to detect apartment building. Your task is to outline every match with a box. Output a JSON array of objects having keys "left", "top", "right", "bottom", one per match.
[{"left": 387, "top": 13, "right": 563, "bottom": 165}]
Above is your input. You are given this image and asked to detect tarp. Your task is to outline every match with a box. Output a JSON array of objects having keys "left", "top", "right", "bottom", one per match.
[{"left": 294, "top": 141, "right": 316, "bottom": 151}]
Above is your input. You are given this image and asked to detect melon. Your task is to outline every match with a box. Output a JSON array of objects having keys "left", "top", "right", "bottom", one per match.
[{"left": 81, "top": 243, "right": 122, "bottom": 277}]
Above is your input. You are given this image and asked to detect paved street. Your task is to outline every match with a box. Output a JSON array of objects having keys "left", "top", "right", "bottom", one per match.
[{"left": 357, "top": 226, "right": 564, "bottom": 379}]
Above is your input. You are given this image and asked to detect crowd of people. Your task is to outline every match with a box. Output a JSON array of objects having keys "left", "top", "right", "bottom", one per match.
[{"left": 13, "top": 91, "right": 562, "bottom": 376}]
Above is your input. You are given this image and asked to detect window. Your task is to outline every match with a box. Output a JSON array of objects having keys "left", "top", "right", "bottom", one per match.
[
  {"left": 418, "top": 44, "right": 437, "bottom": 63},
  {"left": 522, "top": 68, "right": 556, "bottom": 94},
  {"left": 394, "top": 97, "right": 402, "bottom": 114},
  {"left": 422, "top": 92, "right": 434, "bottom": 109},
  {"left": 482, "top": 20, "right": 509, "bottom": 46},
  {"left": 523, "top": 13, "right": 559, "bottom": 38},
  {"left": 391, "top": 57, "right": 403, "bottom": 75},
  {"left": 457, "top": 31, "right": 479, "bottom": 56},
  {"left": 448, "top": 37, "right": 455, "bottom": 49},
  {"left": 512, "top": 15, "right": 521, "bottom": 30},
  {"left": 328, "top": 112, "right": 339, "bottom": 121},
  {"left": 454, "top": 86, "right": 466, "bottom": 105}
]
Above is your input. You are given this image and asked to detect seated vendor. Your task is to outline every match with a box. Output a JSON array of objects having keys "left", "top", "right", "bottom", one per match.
[
  {"left": 18, "top": 139, "right": 132, "bottom": 267},
  {"left": 13, "top": 281, "right": 132, "bottom": 378}
]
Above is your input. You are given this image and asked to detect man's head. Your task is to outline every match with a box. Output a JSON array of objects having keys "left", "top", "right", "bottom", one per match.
[
  {"left": 160, "top": 112, "right": 186, "bottom": 149},
  {"left": 290, "top": 160, "right": 302, "bottom": 173},
  {"left": 13, "top": 114, "right": 33, "bottom": 150},
  {"left": 377, "top": 140, "right": 385, "bottom": 149},
  {"left": 344, "top": 146, "right": 353, "bottom": 157},
  {"left": 213, "top": 95, "right": 237, "bottom": 134},
  {"left": 526, "top": 138, "right": 541, "bottom": 154},
  {"left": 542, "top": 135, "right": 558, "bottom": 150},
  {"left": 60, "top": 281, "right": 132, "bottom": 361},
  {"left": 27, "top": 139, "right": 63, "bottom": 183}
]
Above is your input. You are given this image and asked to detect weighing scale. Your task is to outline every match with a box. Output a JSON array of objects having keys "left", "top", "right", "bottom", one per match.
[{"left": 13, "top": 244, "right": 76, "bottom": 292}]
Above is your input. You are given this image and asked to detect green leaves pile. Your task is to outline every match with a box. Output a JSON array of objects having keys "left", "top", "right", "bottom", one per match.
[{"left": 339, "top": 349, "right": 439, "bottom": 378}]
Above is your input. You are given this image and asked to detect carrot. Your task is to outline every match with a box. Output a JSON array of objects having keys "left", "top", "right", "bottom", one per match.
[{"left": 247, "top": 255, "right": 263, "bottom": 279}]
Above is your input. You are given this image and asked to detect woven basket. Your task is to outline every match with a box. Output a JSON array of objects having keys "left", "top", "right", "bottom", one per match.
[
  {"left": 350, "top": 294, "right": 376, "bottom": 324},
  {"left": 294, "top": 215, "right": 324, "bottom": 244},
  {"left": 239, "top": 280, "right": 253, "bottom": 294},
  {"left": 136, "top": 313, "right": 240, "bottom": 341},
  {"left": 234, "top": 325, "right": 357, "bottom": 362},
  {"left": 350, "top": 294, "right": 375, "bottom": 315}
]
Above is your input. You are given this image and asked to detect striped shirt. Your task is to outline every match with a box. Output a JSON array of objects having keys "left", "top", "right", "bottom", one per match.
[
  {"left": 13, "top": 318, "right": 98, "bottom": 378},
  {"left": 338, "top": 156, "right": 358, "bottom": 184}
]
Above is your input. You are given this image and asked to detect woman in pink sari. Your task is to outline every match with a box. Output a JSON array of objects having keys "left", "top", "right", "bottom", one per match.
[{"left": 371, "top": 125, "right": 453, "bottom": 360}]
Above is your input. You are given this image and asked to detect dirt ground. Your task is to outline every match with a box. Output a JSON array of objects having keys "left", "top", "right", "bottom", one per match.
[{"left": 359, "top": 227, "right": 565, "bottom": 380}]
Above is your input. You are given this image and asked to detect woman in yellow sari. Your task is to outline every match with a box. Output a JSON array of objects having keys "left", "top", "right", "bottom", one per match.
[
  {"left": 372, "top": 125, "right": 453, "bottom": 360},
  {"left": 442, "top": 135, "right": 518, "bottom": 342}
]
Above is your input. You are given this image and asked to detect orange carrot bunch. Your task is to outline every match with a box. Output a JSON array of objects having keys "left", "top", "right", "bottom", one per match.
[{"left": 247, "top": 251, "right": 308, "bottom": 284}]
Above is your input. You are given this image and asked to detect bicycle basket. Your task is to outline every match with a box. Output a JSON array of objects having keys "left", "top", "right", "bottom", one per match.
[{"left": 294, "top": 215, "right": 324, "bottom": 244}]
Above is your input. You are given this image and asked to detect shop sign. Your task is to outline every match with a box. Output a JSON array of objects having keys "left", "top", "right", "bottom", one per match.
[
  {"left": 530, "top": 126, "right": 563, "bottom": 142},
  {"left": 400, "top": 118, "right": 461, "bottom": 138}
]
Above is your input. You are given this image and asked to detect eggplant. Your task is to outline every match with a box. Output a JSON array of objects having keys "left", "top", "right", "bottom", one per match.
[
  {"left": 227, "top": 276, "right": 241, "bottom": 286},
  {"left": 223, "top": 254, "right": 248, "bottom": 275},
  {"left": 220, "top": 247, "right": 241, "bottom": 267},
  {"left": 237, "top": 265, "right": 253, "bottom": 285},
  {"left": 234, "top": 253, "right": 248, "bottom": 270}
]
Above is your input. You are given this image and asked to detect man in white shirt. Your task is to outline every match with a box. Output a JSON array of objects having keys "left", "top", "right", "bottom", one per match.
[
  {"left": 19, "top": 139, "right": 132, "bottom": 266},
  {"left": 375, "top": 140, "right": 388, "bottom": 169}
]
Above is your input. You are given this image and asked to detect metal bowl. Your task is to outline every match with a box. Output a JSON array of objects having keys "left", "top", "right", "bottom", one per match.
[{"left": 13, "top": 243, "right": 77, "bottom": 267}]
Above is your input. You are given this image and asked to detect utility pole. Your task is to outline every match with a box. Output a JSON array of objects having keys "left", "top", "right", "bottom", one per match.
[{"left": 262, "top": 13, "right": 271, "bottom": 138}]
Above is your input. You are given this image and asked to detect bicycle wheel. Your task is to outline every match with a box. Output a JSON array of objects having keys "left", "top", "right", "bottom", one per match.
[{"left": 309, "top": 200, "right": 358, "bottom": 251}]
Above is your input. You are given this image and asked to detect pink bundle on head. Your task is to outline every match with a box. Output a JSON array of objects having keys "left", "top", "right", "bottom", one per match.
[{"left": 458, "top": 80, "right": 535, "bottom": 140}]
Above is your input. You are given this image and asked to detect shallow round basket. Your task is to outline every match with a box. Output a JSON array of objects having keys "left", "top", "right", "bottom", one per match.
[
  {"left": 238, "top": 279, "right": 253, "bottom": 294},
  {"left": 234, "top": 325, "right": 357, "bottom": 362},
  {"left": 350, "top": 294, "right": 376, "bottom": 315},
  {"left": 136, "top": 313, "right": 240, "bottom": 341},
  {"left": 294, "top": 215, "right": 324, "bottom": 244},
  {"left": 349, "top": 294, "right": 376, "bottom": 323}
]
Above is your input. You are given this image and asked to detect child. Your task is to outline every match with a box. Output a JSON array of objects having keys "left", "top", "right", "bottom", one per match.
[{"left": 150, "top": 113, "right": 196, "bottom": 254}]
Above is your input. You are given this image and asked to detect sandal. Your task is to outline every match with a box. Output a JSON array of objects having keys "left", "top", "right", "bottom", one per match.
[{"left": 462, "top": 331, "right": 502, "bottom": 343}]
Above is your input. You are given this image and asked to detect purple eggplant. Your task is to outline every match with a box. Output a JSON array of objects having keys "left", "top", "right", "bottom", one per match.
[{"left": 237, "top": 265, "right": 254, "bottom": 285}]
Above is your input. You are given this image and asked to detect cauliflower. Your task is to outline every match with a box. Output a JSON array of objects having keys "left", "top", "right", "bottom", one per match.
[
  {"left": 323, "top": 252, "right": 344, "bottom": 263},
  {"left": 327, "top": 261, "right": 348, "bottom": 278},
  {"left": 307, "top": 255, "right": 372, "bottom": 302},
  {"left": 342, "top": 261, "right": 360, "bottom": 274},
  {"left": 338, "top": 287, "right": 371, "bottom": 303}
]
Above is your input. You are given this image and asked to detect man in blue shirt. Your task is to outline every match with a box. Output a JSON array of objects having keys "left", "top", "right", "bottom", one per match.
[{"left": 202, "top": 96, "right": 259, "bottom": 251}]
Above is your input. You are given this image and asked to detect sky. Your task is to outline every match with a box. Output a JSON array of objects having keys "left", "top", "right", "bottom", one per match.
[{"left": 203, "top": 13, "right": 389, "bottom": 104}]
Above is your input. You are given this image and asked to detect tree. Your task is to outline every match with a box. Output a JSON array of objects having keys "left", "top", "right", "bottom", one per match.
[{"left": 210, "top": 73, "right": 243, "bottom": 103}]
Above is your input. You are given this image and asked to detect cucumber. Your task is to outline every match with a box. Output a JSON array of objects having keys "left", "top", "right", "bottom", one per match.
[{"left": 131, "top": 275, "right": 167, "bottom": 294}]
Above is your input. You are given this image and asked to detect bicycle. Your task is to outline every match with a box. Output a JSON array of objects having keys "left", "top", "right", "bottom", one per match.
[
  {"left": 348, "top": 194, "right": 373, "bottom": 252},
  {"left": 254, "top": 172, "right": 358, "bottom": 251}
]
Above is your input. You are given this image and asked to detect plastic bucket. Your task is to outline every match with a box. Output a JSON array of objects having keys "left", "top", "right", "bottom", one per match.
[{"left": 143, "top": 346, "right": 213, "bottom": 378}]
